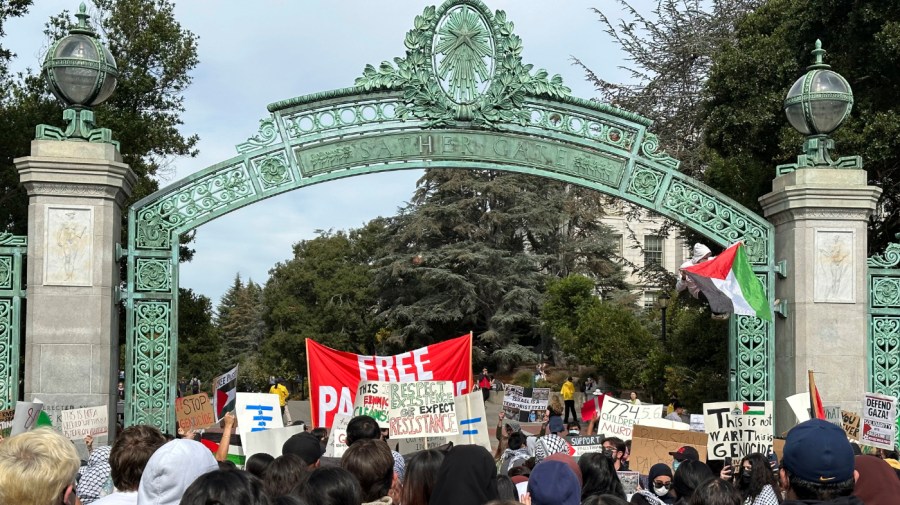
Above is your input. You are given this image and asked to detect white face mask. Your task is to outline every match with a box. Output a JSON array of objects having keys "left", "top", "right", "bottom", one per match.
[{"left": 654, "top": 485, "right": 671, "bottom": 497}]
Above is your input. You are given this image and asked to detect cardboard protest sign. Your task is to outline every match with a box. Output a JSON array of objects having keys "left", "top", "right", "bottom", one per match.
[
  {"left": 324, "top": 413, "right": 353, "bottom": 457},
  {"left": 0, "top": 408, "right": 14, "bottom": 437},
  {"left": 11, "top": 400, "right": 44, "bottom": 436},
  {"left": 235, "top": 393, "right": 283, "bottom": 441},
  {"left": 842, "top": 410, "right": 860, "bottom": 440},
  {"left": 395, "top": 391, "right": 491, "bottom": 454},
  {"left": 861, "top": 392, "right": 896, "bottom": 450},
  {"left": 175, "top": 393, "right": 216, "bottom": 432},
  {"left": 618, "top": 471, "right": 640, "bottom": 497},
  {"left": 824, "top": 406, "right": 842, "bottom": 427},
  {"left": 630, "top": 425, "right": 707, "bottom": 475},
  {"left": 568, "top": 435, "right": 604, "bottom": 458},
  {"left": 703, "top": 401, "right": 773, "bottom": 460},
  {"left": 213, "top": 365, "right": 239, "bottom": 421},
  {"left": 388, "top": 380, "right": 458, "bottom": 439},
  {"left": 307, "top": 334, "right": 473, "bottom": 427},
  {"left": 243, "top": 425, "right": 307, "bottom": 460},
  {"left": 502, "top": 385, "right": 550, "bottom": 423},
  {"left": 595, "top": 396, "right": 664, "bottom": 440},
  {"left": 354, "top": 381, "right": 390, "bottom": 428},
  {"left": 60, "top": 406, "right": 108, "bottom": 440}
]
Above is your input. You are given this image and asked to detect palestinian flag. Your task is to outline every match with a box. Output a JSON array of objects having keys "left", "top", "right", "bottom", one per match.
[
  {"left": 213, "top": 365, "right": 239, "bottom": 421},
  {"left": 742, "top": 402, "right": 766, "bottom": 416},
  {"left": 683, "top": 242, "right": 772, "bottom": 321}
]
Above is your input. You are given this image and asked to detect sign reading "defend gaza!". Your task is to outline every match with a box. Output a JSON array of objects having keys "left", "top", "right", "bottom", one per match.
[{"left": 307, "top": 334, "right": 473, "bottom": 427}]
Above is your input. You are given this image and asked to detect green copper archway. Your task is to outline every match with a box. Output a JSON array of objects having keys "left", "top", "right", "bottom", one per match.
[{"left": 124, "top": 0, "right": 776, "bottom": 431}]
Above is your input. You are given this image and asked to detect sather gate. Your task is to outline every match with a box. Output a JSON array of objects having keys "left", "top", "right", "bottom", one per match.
[{"left": 122, "top": 0, "right": 777, "bottom": 431}]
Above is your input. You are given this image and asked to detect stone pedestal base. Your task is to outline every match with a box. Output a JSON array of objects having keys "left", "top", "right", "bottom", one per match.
[
  {"left": 15, "top": 140, "right": 136, "bottom": 437},
  {"left": 760, "top": 168, "right": 880, "bottom": 434}
]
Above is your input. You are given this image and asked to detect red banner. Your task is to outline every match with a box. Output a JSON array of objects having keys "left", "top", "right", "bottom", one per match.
[{"left": 307, "top": 333, "right": 473, "bottom": 427}]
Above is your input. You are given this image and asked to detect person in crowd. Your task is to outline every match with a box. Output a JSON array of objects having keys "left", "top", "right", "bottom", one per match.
[
  {"left": 346, "top": 415, "right": 406, "bottom": 483},
  {"left": 561, "top": 376, "right": 577, "bottom": 424},
  {"left": 301, "top": 466, "right": 363, "bottom": 505},
  {"left": 666, "top": 402, "right": 685, "bottom": 422},
  {"left": 78, "top": 445, "right": 113, "bottom": 503},
  {"left": 670, "top": 446, "right": 700, "bottom": 472},
  {"left": 479, "top": 368, "right": 493, "bottom": 403},
  {"left": 496, "top": 475, "right": 518, "bottom": 501},
  {"left": 579, "top": 452, "right": 626, "bottom": 501},
  {"left": 676, "top": 243, "right": 713, "bottom": 298},
  {"left": 494, "top": 411, "right": 520, "bottom": 459},
  {"left": 283, "top": 432, "right": 325, "bottom": 469},
  {"left": 689, "top": 478, "right": 741, "bottom": 505},
  {"left": 92, "top": 424, "right": 168, "bottom": 505},
  {"left": 499, "top": 431, "right": 530, "bottom": 475},
  {"left": 602, "top": 436, "right": 629, "bottom": 471},
  {"left": 534, "top": 415, "right": 568, "bottom": 463},
  {"left": 270, "top": 377, "right": 291, "bottom": 423},
  {"left": 734, "top": 453, "right": 781, "bottom": 505},
  {"left": 180, "top": 469, "right": 270, "bottom": 505},
  {"left": 625, "top": 440, "right": 632, "bottom": 466},
  {"left": 584, "top": 496, "right": 630, "bottom": 505},
  {"left": 310, "top": 427, "right": 328, "bottom": 452},
  {"left": 565, "top": 421, "right": 581, "bottom": 443},
  {"left": 136, "top": 438, "right": 218, "bottom": 505},
  {"left": 400, "top": 449, "right": 444, "bottom": 505},
  {"left": 585, "top": 377, "right": 597, "bottom": 400},
  {"left": 430, "top": 444, "right": 499, "bottom": 505},
  {"left": 630, "top": 392, "right": 642, "bottom": 405},
  {"left": 342, "top": 438, "right": 398, "bottom": 505},
  {"left": 263, "top": 454, "right": 310, "bottom": 499},
  {"left": 672, "top": 460, "right": 714, "bottom": 505},
  {"left": 0, "top": 428, "right": 81, "bottom": 505},
  {"left": 215, "top": 412, "right": 237, "bottom": 462},
  {"left": 245, "top": 453, "right": 275, "bottom": 480},
  {"left": 852, "top": 454, "right": 900, "bottom": 505},
  {"left": 548, "top": 395, "right": 564, "bottom": 418},
  {"left": 779, "top": 419, "right": 862, "bottom": 505},
  {"left": 527, "top": 459, "right": 581, "bottom": 505},
  {"left": 631, "top": 463, "right": 676, "bottom": 505},
  {"left": 190, "top": 377, "right": 201, "bottom": 395}
]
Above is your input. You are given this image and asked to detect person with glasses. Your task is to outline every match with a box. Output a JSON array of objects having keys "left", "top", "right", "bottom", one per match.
[
  {"left": 630, "top": 463, "right": 675, "bottom": 505},
  {"left": 735, "top": 453, "right": 782, "bottom": 505}
]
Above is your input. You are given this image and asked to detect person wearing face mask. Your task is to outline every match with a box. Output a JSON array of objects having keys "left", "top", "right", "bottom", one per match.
[
  {"left": 630, "top": 463, "right": 675, "bottom": 505},
  {"left": 669, "top": 446, "right": 699, "bottom": 473},
  {"left": 735, "top": 453, "right": 782, "bottom": 505}
]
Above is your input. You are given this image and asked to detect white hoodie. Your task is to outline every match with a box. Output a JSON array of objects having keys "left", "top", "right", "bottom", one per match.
[
  {"left": 136, "top": 439, "right": 218, "bottom": 505},
  {"left": 676, "top": 243, "right": 713, "bottom": 298}
]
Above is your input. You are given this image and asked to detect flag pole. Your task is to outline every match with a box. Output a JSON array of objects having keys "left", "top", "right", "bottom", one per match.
[
  {"left": 306, "top": 339, "right": 314, "bottom": 427},
  {"left": 808, "top": 369, "right": 824, "bottom": 420}
]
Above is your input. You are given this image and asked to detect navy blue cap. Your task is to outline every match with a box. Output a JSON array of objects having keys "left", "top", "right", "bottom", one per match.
[
  {"left": 782, "top": 419, "right": 854, "bottom": 483},
  {"left": 528, "top": 460, "right": 581, "bottom": 505}
]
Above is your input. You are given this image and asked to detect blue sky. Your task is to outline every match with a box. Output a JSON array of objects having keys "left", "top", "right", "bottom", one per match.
[{"left": 5, "top": 0, "right": 653, "bottom": 305}]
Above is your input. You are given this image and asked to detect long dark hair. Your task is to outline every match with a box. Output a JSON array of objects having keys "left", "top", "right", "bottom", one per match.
[
  {"left": 301, "top": 466, "right": 362, "bottom": 505},
  {"left": 180, "top": 469, "right": 271, "bottom": 505},
  {"left": 400, "top": 449, "right": 444, "bottom": 505},
  {"left": 736, "top": 453, "right": 782, "bottom": 503},
  {"left": 579, "top": 452, "right": 625, "bottom": 501},
  {"left": 673, "top": 460, "right": 714, "bottom": 501}
]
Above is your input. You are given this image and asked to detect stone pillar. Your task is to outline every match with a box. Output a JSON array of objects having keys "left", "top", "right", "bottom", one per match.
[
  {"left": 759, "top": 168, "right": 881, "bottom": 434},
  {"left": 15, "top": 140, "right": 136, "bottom": 439}
]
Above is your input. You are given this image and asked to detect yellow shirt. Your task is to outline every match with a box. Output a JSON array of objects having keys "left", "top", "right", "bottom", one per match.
[
  {"left": 561, "top": 381, "right": 575, "bottom": 401},
  {"left": 270, "top": 384, "right": 289, "bottom": 407}
]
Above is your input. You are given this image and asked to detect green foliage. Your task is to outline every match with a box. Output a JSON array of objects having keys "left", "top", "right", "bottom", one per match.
[
  {"left": 216, "top": 274, "right": 265, "bottom": 367},
  {"left": 177, "top": 288, "right": 221, "bottom": 383},
  {"left": 0, "top": 1, "right": 31, "bottom": 80},
  {"left": 702, "top": 0, "right": 900, "bottom": 252},
  {"left": 490, "top": 344, "right": 538, "bottom": 373}
]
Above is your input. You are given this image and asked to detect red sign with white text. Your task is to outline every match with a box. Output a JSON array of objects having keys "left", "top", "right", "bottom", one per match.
[{"left": 307, "top": 334, "right": 473, "bottom": 427}]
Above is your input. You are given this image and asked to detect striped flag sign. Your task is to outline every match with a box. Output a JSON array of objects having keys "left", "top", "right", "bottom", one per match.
[
  {"left": 213, "top": 365, "right": 239, "bottom": 422},
  {"left": 742, "top": 402, "right": 766, "bottom": 416}
]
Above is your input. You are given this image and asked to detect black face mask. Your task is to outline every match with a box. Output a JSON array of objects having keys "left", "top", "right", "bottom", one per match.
[{"left": 741, "top": 469, "right": 752, "bottom": 484}]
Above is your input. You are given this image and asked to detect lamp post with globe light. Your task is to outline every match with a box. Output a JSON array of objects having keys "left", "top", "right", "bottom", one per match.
[
  {"left": 36, "top": 2, "right": 119, "bottom": 146},
  {"left": 777, "top": 40, "right": 860, "bottom": 174}
]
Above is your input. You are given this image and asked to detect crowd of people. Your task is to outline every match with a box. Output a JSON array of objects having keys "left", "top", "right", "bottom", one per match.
[{"left": 1, "top": 405, "right": 899, "bottom": 505}]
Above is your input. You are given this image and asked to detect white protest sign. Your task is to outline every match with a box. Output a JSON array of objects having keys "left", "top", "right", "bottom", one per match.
[
  {"left": 689, "top": 414, "right": 705, "bottom": 432},
  {"left": 354, "top": 381, "right": 390, "bottom": 428},
  {"left": 395, "top": 391, "right": 491, "bottom": 454},
  {"left": 595, "top": 396, "right": 663, "bottom": 440},
  {"left": 569, "top": 435, "right": 604, "bottom": 457},
  {"left": 824, "top": 406, "right": 842, "bottom": 427},
  {"left": 60, "top": 406, "right": 108, "bottom": 440},
  {"left": 243, "top": 425, "right": 307, "bottom": 460},
  {"left": 388, "top": 380, "right": 458, "bottom": 439},
  {"left": 235, "top": 393, "right": 283, "bottom": 441},
  {"left": 10, "top": 400, "right": 44, "bottom": 436},
  {"left": 703, "top": 401, "right": 773, "bottom": 460},
  {"left": 786, "top": 393, "right": 811, "bottom": 424},
  {"left": 213, "top": 365, "right": 239, "bottom": 421},
  {"left": 324, "top": 413, "right": 353, "bottom": 457},
  {"left": 861, "top": 392, "right": 896, "bottom": 450},
  {"left": 636, "top": 418, "right": 689, "bottom": 431},
  {"left": 502, "top": 385, "right": 550, "bottom": 423}
]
